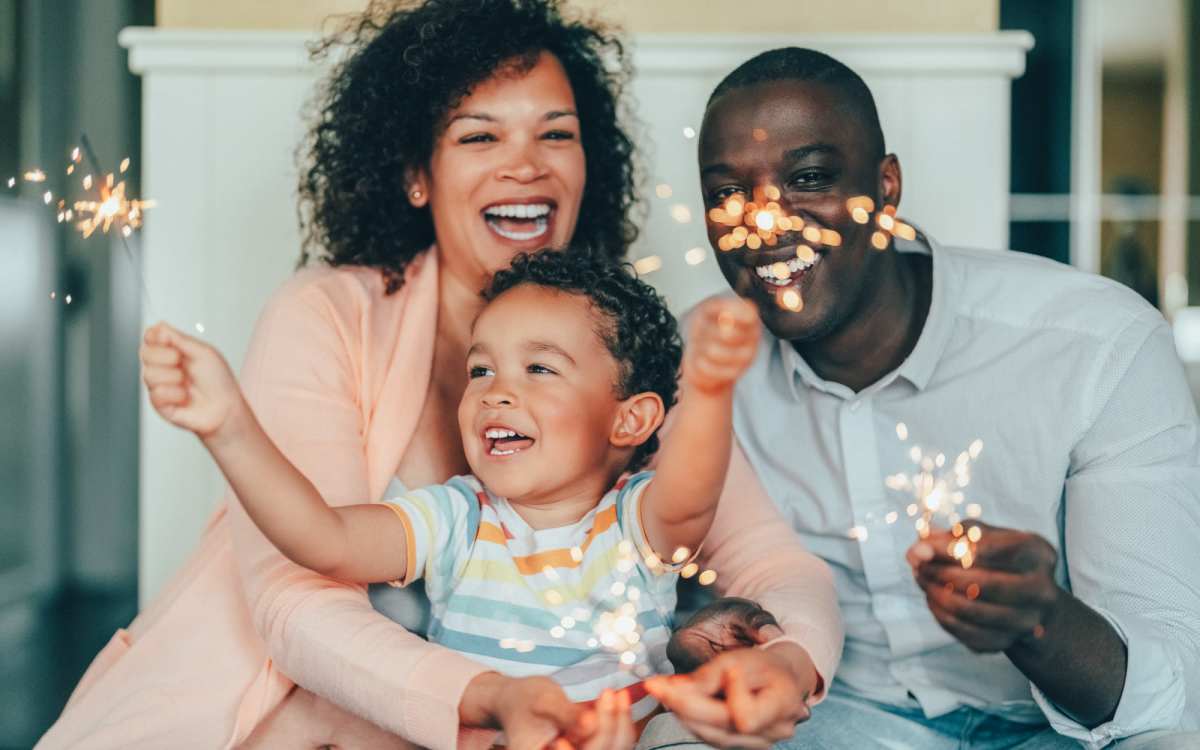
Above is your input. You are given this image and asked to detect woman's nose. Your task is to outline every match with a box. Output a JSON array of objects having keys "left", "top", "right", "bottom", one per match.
[{"left": 497, "top": 139, "right": 547, "bottom": 184}]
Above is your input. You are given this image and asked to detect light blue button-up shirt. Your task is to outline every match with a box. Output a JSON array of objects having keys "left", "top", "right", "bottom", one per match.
[{"left": 725, "top": 232, "right": 1200, "bottom": 747}]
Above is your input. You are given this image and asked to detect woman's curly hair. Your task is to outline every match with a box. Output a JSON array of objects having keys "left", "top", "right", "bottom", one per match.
[
  {"left": 298, "top": 0, "right": 640, "bottom": 293},
  {"left": 484, "top": 248, "right": 681, "bottom": 472}
]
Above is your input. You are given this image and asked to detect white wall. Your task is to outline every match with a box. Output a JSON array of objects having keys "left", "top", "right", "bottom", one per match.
[{"left": 121, "top": 28, "right": 1032, "bottom": 603}]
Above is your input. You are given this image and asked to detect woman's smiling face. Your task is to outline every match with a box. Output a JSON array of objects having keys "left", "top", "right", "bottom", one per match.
[{"left": 416, "top": 51, "right": 587, "bottom": 287}]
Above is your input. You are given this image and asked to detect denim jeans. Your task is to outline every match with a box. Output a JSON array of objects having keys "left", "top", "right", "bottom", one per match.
[{"left": 636, "top": 684, "right": 1198, "bottom": 750}]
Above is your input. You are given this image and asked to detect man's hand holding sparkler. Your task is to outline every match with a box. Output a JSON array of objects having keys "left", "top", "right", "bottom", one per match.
[
  {"left": 907, "top": 523, "right": 1061, "bottom": 652},
  {"left": 907, "top": 523, "right": 1128, "bottom": 727}
]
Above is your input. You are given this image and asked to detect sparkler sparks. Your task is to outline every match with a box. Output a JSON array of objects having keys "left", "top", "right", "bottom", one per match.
[{"left": 868, "top": 423, "right": 986, "bottom": 568}]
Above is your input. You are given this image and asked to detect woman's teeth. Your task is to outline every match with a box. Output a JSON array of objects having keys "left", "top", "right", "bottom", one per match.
[
  {"left": 483, "top": 203, "right": 552, "bottom": 242},
  {"left": 754, "top": 253, "right": 821, "bottom": 286}
]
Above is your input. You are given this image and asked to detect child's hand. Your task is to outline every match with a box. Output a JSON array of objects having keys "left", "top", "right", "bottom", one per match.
[
  {"left": 684, "top": 297, "right": 761, "bottom": 394},
  {"left": 566, "top": 689, "right": 635, "bottom": 750},
  {"left": 140, "top": 322, "right": 245, "bottom": 441}
]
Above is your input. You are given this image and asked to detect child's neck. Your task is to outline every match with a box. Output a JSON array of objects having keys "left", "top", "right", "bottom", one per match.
[{"left": 503, "top": 468, "right": 624, "bottom": 530}]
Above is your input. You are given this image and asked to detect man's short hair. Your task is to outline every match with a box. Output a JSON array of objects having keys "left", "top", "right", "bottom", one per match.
[{"left": 707, "top": 47, "right": 886, "bottom": 161}]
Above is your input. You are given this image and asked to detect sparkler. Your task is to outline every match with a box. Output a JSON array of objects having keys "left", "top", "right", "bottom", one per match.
[{"left": 861, "top": 423, "right": 985, "bottom": 568}]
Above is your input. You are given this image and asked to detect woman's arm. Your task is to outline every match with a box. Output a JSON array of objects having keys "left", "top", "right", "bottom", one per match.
[{"left": 225, "top": 272, "right": 492, "bottom": 749}]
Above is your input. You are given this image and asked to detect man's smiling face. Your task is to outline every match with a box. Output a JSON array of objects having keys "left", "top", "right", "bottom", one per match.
[{"left": 699, "top": 78, "right": 900, "bottom": 343}]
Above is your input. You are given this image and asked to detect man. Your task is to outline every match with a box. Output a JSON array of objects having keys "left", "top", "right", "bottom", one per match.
[{"left": 647, "top": 48, "right": 1199, "bottom": 749}]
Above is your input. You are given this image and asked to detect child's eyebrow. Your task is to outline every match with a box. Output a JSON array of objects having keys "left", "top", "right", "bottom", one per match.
[
  {"left": 526, "top": 340, "right": 577, "bottom": 366},
  {"left": 466, "top": 342, "right": 488, "bottom": 358}
]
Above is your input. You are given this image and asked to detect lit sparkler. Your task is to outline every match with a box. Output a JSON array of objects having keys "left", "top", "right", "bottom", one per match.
[{"left": 870, "top": 423, "right": 985, "bottom": 568}]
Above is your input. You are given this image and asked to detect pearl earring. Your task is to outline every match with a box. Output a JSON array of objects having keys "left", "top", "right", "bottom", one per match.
[{"left": 411, "top": 189, "right": 423, "bottom": 200}]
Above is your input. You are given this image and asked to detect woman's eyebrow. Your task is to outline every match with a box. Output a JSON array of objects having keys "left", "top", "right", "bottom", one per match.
[
  {"left": 447, "top": 112, "right": 496, "bottom": 126},
  {"left": 544, "top": 109, "right": 579, "bottom": 121}
]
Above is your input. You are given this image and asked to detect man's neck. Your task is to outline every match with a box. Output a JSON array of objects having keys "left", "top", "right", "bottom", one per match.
[{"left": 794, "top": 250, "right": 932, "bottom": 393}]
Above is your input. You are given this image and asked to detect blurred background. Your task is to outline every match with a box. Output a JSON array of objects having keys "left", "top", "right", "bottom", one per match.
[{"left": 1, "top": 1, "right": 1198, "bottom": 746}]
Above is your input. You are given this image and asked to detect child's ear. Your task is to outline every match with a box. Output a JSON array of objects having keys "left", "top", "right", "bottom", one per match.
[{"left": 610, "top": 392, "right": 665, "bottom": 449}]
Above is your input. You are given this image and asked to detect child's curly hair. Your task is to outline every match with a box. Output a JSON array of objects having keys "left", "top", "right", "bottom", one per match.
[
  {"left": 484, "top": 248, "right": 681, "bottom": 471},
  {"left": 298, "top": 0, "right": 640, "bottom": 293}
]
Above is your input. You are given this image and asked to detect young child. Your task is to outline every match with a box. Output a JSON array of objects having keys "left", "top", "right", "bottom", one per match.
[{"left": 141, "top": 249, "right": 760, "bottom": 739}]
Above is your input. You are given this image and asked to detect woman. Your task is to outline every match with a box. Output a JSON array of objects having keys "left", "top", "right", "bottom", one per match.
[{"left": 39, "top": 2, "right": 841, "bottom": 748}]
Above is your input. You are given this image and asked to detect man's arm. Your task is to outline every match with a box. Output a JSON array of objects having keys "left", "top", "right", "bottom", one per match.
[
  {"left": 910, "top": 317, "right": 1199, "bottom": 740},
  {"left": 641, "top": 298, "right": 760, "bottom": 557}
]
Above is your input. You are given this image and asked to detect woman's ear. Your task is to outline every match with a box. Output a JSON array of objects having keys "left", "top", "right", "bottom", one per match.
[
  {"left": 407, "top": 167, "right": 430, "bottom": 208},
  {"left": 610, "top": 392, "right": 665, "bottom": 450}
]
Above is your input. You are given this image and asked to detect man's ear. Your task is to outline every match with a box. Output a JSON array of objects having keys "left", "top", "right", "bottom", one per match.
[
  {"left": 878, "top": 153, "right": 902, "bottom": 213},
  {"left": 610, "top": 392, "right": 666, "bottom": 450},
  {"left": 407, "top": 166, "right": 430, "bottom": 208}
]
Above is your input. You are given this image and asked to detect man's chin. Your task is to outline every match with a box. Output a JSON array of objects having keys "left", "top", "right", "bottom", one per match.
[{"left": 761, "top": 305, "right": 838, "bottom": 345}]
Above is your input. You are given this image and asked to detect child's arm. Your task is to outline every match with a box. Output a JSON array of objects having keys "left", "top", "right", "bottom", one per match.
[
  {"left": 140, "top": 322, "right": 409, "bottom": 583},
  {"left": 640, "top": 298, "right": 760, "bottom": 559}
]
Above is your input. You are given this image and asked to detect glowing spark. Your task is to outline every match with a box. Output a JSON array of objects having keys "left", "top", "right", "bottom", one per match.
[
  {"left": 610, "top": 581, "right": 626, "bottom": 597},
  {"left": 871, "top": 231, "right": 889, "bottom": 250},
  {"left": 885, "top": 511, "right": 899, "bottom": 524},
  {"left": 195, "top": 323, "right": 205, "bottom": 334},
  {"left": 965, "top": 503, "right": 982, "bottom": 518},
  {"left": 71, "top": 147, "right": 81, "bottom": 162},
  {"left": 672, "top": 547, "right": 691, "bottom": 564},
  {"left": 802, "top": 225, "right": 822, "bottom": 244},
  {"left": 680, "top": 563, "right": 699, "bottom": 579},
  {"left": 682, "top": 126, "right": 696, "bottom": 139},
  {"left": 770, "top": 261, "right": 789, "bottom": 280},
  {"left": 570, "top": 546, "right": 584, "bottom": 562},
  {"left": 6, "top": 177, "right": 14, "bottom": 188},
  {"left": 544, "top": 590, "right": 563, "bottom": 605},
  {"left": 42, "top": 191, "right": 52, "bottom": 204},
  {"left": 848, "top": 525, "right": 868, "bottom": 541},
  {"left": 752, "top": 128, "right": 768, "bottom": 142},
  {"left": 25, "top": 170, "right": 47, "bottom": 182},
  {"left": 633, "top": 255, "right": 662, "bottom": 275},
  {"left": 655, "top": 183, "right": 673, "bottom": 199},
  {"left": 685, "top": 247, "right": 706, "bottom": 266},
  {"left": 851, "top": 207, "right": 870, "bottom": 224},
  {"left": 896, "top": 422, "right": 908, "bottom": 440},
  {"left": 698, "top": 569, "right": 717, "bottom": 586},
  {"left": 119, "top": 157, "right": 131, "bottom": 173},
  {"left": 670, "top": 204, "right": 692, "bottom": 224},
  {"left": 966, "top": 526, "right": 982, "bottom": 543},
  {"left": 779, "top": 288, "right": 803, "bottom": 312},
  {"left": 796, "top": 244, "right": 815, "bottom": 263},
  {"left": 65, "top": 294, "right": 73, "bottom": 304},
  {"left": 620, "top": 651, "right": 637, "bottom": 665},
  {"left": 82, "top": 175, "right": 93, "bottom": 190},
  {"left": 49, "top": 292, "right": 56, "bottom": 300}
]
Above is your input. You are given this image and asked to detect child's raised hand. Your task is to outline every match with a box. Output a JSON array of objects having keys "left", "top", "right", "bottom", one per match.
[
  {"left": 683, "top": 297, "right": 761, "bottom": 394},
  {"left": 140, "top": 322, "right": 244, "bottom": 440}
]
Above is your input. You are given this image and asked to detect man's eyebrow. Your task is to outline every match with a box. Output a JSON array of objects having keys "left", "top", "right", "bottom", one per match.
[
  {"left": 700, "top": 162, "right": 733, "bottom": 178},
  {"left": 783, "top": 143, "right": 838, "bottom": 160},
  {"left": 527, "top": 340, "right": 577, "bottom": 365}
]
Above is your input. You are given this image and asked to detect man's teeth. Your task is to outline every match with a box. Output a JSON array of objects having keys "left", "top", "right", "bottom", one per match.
[
  {"left": 484, "top": 203, "right": 552, "bottom": 219},
  {"left": 754, "top": 253, "right": 821, "bottom": 285}
]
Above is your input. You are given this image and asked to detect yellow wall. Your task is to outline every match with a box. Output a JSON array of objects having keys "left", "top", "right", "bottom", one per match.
[{"left": 157, "top": 0, "right": 998, "bottom": 33}]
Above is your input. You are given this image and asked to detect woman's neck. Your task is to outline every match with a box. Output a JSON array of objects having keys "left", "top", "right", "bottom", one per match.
[{"left": 435, "top": 266, "right": 488, "bottom": 371}]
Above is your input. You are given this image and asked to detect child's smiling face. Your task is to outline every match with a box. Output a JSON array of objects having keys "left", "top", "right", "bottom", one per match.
[{"left": 458, "top": 283, "right": 634, "bottom": 504}]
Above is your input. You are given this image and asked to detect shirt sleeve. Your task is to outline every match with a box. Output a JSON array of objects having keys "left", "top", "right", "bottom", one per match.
[
  {"left": 226, "top": 278, "right": 492, "bottom": 750},
  {"left": 696, "top": 441, "right": 844, "bottom": 702},
  {"left": 617, "top": 470, "right": 697, "bottom": 574},
  {"left": 1035, "top": 314, "right": 1200, "bottom": 746},
  {"left": 381, "top": 483, "right": 474, "bottom": 590}
]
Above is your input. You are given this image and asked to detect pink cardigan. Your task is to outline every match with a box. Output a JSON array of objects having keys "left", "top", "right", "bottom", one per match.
[{"left": 37, "top": 250, "right": 842, "bottom": 749}]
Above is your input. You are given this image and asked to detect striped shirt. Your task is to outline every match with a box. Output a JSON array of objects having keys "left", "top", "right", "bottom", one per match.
[{"left": 380, "top": 471, "right": 678, "bottom": 721}]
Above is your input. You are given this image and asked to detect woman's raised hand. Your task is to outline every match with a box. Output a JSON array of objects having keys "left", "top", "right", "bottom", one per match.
[{"left": 140, "top": 321, "right": 245, "bottom": 440}]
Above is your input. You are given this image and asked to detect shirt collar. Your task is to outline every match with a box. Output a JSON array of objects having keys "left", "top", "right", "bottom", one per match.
[{"left": 776, "top": 225, "right": 955, "bottom": 398}]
